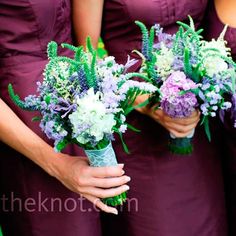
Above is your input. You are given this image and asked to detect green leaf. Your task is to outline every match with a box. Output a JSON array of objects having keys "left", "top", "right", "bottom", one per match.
[
  {"left": 44, "top": 95, "right": 51, "bottom": 105},
  {"left": 183, "top": 47, "right": 192, "bottom": 76},
  {"left": 125, "top": 98, "right": 150, "bottom": 115},
  {"left": 32, "top": 116, "right": 41, "bottom": 122},
  {"left": 127, "top": 123, "right": 141, "bottom": 132},
  {"left": 203, "top": 117, "right": 211, "bottom": 142},
  {"left": 117, "top": 131, "right": 129, "bottom": 154},
  {"left": 55, "top": 139, "right": 69, "bottom": 152}
]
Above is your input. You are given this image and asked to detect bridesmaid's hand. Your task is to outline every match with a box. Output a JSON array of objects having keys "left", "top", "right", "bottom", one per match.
[
  {"left": 149, "top": 109, "right": 200, "bottom": 137},
  {"left": 52, "top": 154, "right": 130, "bottom": 215},
  {"left": 0, "top": 99, "right": 129, "bottom": 215},
  {"left": 134, "top": 95, "right": 200, "bottom": 137}
]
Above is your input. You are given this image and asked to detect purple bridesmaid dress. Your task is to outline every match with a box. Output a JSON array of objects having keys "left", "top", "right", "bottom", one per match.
[
  {"left": 204, "top": 2, "right": 236, "bottom": 235},
  {"left": 101, "top": 1, "right": 227, "bottom": 235},
  {"left": 0, "top": 1, "right": 102, "bottom": 235}
]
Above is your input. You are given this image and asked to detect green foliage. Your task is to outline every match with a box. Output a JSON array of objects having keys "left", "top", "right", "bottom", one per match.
[
  {"left": 125, "top": 72, "right": 152, "bottom": 83},
  {"left": 47, "top": 41, "right": 58, "bottom": 59},
  {"left": 135, "top": 21, "right": 149, "bottom": 59},
  {"left": 103, "top": 192, "right": 127, "bottom": 206},
  {"left": 46, "top": 40, "right": 100, "bottom": 92},
  {"left": 61, "top": 43, "right": 77, "bottom": 52},
  {"left": 135, "top": 21, "right": 157, "bottom": 81},
  {"left": 201, "top": 116, "right": 211, "bottom": 142},
  {"left": 8, "top": 84, "right": 35, "bottom": 111},
  {"left": 56, "top": 139, "right": 69, "bottom": 152},
  {"left": 183, "top": 47, "right": 192, "bottom": 76},
  {"left": 97, "top": 38, "right": 107, "bottom": 58},
  {"left": 168, "top": 137, "right": 193, "bottom": 155},
  {"left": 148, "top": 27, "right": 155, "bottom": 60},
  {"left": 86, "top": 36, "right": 94, "bottom": 53},
  {"left": 90, "top": 51, "right": 98, "bottom": 89}
]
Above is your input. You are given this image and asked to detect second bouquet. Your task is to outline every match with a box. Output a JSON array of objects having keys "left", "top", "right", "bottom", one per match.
[
  {"left": 135, "top": 17, "right": 236, "bottom": 155},
  {"left": 8, "top": 38, "right": 156, "bottom": 206}
]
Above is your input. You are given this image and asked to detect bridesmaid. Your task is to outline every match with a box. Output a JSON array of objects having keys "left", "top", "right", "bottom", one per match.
[
  {"left": 204, "top": 0, "right": 236, "bottom": 235},
  {"left": 0, "top": 1, "right": 130, "bottom": 235},
  {"left": 73, "top": 0, "right": 227, "bottom": 235}
]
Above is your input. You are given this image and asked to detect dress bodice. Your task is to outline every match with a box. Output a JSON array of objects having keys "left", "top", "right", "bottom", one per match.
[
  {"left": 102, "top": 0, "right": 208, "bottom": 63},
  {"left": 0, "top": 0, "right": 72, "bottom": 62}
]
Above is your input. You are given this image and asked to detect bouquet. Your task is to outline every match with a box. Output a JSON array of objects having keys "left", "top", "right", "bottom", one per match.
[
  {"left": 8, "top": 38, "right": 156, "bottom": 205},
  {"left": 134, "top": 17, "right": 236, "bottom": 154}
]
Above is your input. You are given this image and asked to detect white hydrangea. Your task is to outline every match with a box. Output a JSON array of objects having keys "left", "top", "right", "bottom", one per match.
[
  {"left": 202, "top": 56, "right": 228, "bottom": 77},
  {"left": 69, "top": 88, "right": 116, "bottom": 145},
  {"left": 154, "top": 43, "right": 174, "bottom": 78}
]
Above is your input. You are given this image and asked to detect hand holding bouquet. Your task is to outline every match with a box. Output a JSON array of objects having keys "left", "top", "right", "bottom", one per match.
[
  {"left": 135, "top": 17, "right": 236, "bottom": 154},
  {"left": 8, "top": 38, "right": 156, "bottom": 205}
]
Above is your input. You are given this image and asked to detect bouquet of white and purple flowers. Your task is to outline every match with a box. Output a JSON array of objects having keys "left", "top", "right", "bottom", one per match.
[
  {"left": 8, "top": 38, "right": 156, "bottom": 205},
  {"left": 135, "top": 17, "right": 236, "bottom": 154}
]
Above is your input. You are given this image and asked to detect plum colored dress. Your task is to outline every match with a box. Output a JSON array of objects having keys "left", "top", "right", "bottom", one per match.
[
  {"left": 0, "top": 1, "right": 102, "bottom": 235},
  {"left": 204, "top": 2, "right": 236, "bottom": 235},
  {"left": 101, "top": 1, "right": 227, "bottom": 235}
]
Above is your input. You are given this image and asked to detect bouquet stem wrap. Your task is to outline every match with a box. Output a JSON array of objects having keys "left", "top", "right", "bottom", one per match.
[
  {"left": 169, "top": 129, "right": 195, "bottom": 155},
  {"left": 84, "top": 142, "right": 127, "bottom": 206}
]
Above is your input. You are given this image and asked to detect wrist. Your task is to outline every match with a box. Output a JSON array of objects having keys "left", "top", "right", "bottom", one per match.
[
  {"left": 43, "top": 150, "right": 69, "bottom": 179},
  {"left": 30, "top": 140, "right": 68, "bottom": 178}
]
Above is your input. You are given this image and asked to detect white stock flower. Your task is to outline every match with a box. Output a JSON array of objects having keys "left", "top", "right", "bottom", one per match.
[{"left": 154, "top": 44, "right": 174, "bottom": 78}]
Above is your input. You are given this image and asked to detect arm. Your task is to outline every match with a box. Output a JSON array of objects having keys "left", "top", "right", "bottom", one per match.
[
  {"left": 72, "top": 0, "right": 104, "bottom": 47},
  {"left": 0, "top": 99, "right": 130, "bottom": 214}
]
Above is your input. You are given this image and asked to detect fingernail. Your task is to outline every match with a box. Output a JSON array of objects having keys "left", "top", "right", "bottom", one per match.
[
  {"left": 124, "top": 185, "right": 130, "bottom": 191},
  {"left": 121, "top": 170, "right": 125, "bottom": 175},
  {"left": 118, "top": 163, "right": 124, "bottom": 168},
  {"left": 126, "top": 176, "right": 131, "bottom": 182},
  {"left": 111, "top": 209, "right": 118, "bottom": 215}
]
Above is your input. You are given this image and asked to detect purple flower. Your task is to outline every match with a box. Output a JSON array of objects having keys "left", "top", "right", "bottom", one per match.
[
  {"left": 172, "top": 57, "right": 184, "bottom": 71},
  {"left": 231, "top": 94, "right": 236, "bottom": 127},
  {"left": 42, "top": 120, "right": 68, "bottom": 141},
  {"left": 200, "top": 103, "right": 210, "bottom": 116},
  {"left": 53, "top": 97, "right": 77, "bottom": 118},
  {"left": 153, "top": 24, "right": 174, "bottom": 50},
  {"left": 123, "top": 55, "right": 138, "bottom": 73},
  {"left": 24, "top": 95, "right": 41, "bottom": 110},
  {"left": 160, "top": 71, "right": 198, "bottom": 118}
]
